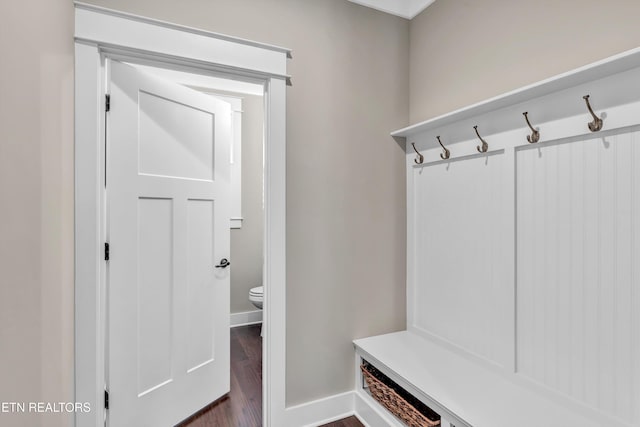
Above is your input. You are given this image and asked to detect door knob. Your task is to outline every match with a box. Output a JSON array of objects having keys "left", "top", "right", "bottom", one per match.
[{"left": 215, "top": 258, "right": 230, "bottom": 268}]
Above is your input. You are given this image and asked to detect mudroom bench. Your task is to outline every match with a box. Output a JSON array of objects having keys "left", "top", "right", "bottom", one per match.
[
  {"left": 352, "top": 47, "right": 640, "bottom": 427},
  {"left": 354, "top": 331, "right": 607, "bottom": 427}
]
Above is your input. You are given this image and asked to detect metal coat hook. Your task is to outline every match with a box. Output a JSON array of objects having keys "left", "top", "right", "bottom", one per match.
[
  {"left": 411, "top": 142, "right": 424, "bottom": 164},
  {"left": 473, "top": 126, "right": 489, "bottom": 153},
  {"left": 436, "top": 136, "right": 450, "bottom": 160},
  {"left": 522, "top": 112, "right": 540, "bottom": 144},
  {"left": 583, "top": 95, "right": 603, "bottom": 132}
]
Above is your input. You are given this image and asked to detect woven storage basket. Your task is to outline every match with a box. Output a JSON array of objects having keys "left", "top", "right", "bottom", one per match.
[{"left": 361, "top": 364, "right": 440, "bottom": 427}]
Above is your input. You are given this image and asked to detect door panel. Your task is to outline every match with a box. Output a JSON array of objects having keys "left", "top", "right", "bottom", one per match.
[
  {"left": 138, "top": 91, "right": 215, "bottom": 180},
  {"left": 137, "top": 197, "right": 174, "bottom": 396},
  {"left": 187, "top": 199, "right": 216, "bottom": 371},
  {"left": 108, "top": 60, "right": 231, "bottom": 427}
]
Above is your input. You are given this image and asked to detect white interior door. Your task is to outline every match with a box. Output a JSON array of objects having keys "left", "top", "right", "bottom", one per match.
[{"left": 107, "top": 60, "right": 231, "bottom": 427}]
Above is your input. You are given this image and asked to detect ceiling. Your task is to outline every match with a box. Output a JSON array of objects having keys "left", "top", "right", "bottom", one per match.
[{"left": 347, "top": 0, "right": 436, "bottom": 19}]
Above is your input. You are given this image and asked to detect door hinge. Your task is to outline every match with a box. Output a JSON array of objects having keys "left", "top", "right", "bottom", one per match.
[
  {"left": 104, "top": 389, "right": 109, "bottom": 410},
  {"left": 105, "top": 94, "right": 111, "bottom": 112},
  {"left": 104, "top": 242, "right": 110, "bottom": 261}
]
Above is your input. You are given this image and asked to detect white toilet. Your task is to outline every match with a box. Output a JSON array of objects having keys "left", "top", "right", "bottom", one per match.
[
  {"left": 249, "top": 286, "right": 263, "bottom": 309},
  {"left": 249, "top": 286, "right": 264, "bottom": 336}
]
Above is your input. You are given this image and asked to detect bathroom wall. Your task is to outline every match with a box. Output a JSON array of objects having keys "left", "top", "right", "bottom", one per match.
[
  {"left": 229, "top": 94, "right": 264, "bottom": 314},
  {"left": 409, "top": 0, "right": 640, "bottom": 123},
  {"left": 0, "top": 1, "right": 75, "bottom": 427}
]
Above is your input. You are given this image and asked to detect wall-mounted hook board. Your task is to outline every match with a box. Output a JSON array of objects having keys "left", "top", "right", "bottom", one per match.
[{"left": 367, "top": 46, "right": 640, "bottom": 427}]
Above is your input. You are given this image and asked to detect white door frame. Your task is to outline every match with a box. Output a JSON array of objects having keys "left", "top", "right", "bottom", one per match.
[{"left": 74, "top": 3, "right": 289, "bottom": 426}]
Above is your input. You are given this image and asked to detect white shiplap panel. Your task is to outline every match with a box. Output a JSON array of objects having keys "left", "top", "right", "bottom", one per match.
[
  {"left": 598, "top": 131, "right": 616, "bottom": 415},
  {"left": 634, "top": 131, "right": 640, "bottom": 424},
  {"left": 583, "top": 137, "right": 600, "bottom": 407},
  {"left": 543, "top": 142, "right": 559, "bottom": 390},
  {"left": 555, "top": 141, "right": 572, "bottom": 395},
  {"left": 516, "top": 129, "right": 640, "bottom": 424},
  {"left": 515, "top": 146, "right": 534, "bottom": 376},
  {"left": 614, "top": 132, "right": 634, "bottom": 421},
  {"left": 413, "top": 152, "right": 508, "bottom": 366},
  {"left": 568, "top": 140, "right": 586, "bottom": 400}
]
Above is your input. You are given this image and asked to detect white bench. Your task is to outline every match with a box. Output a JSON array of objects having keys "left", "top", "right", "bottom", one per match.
[{"left": 354, "top": 331, "right": 615, "bottom": 427}]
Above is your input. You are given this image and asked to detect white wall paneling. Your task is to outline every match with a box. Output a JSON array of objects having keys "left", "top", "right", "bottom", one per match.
[
  {"left": 516, "top": 128, "right": 640, "bottom": 424},
  {"left": 358, "top": 48, "right": 640, "bottom": 427},
  {"left": 413, "top": 151, "right": 510, "bottom": 367}
]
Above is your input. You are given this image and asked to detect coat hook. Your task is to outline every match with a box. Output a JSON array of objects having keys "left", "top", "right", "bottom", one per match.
[
  {"left": 436, "top": 136, "right": 450, "bottom": 160},
  {"left": 473, "top": 126, "right": 489, "bottom": 153},
  {"left": 522, "top": 112, "right": 540, "bottom": 143},
  {"left": 583, "top": 95, "right": 603, "bottom": 132},
  {"left": 411, "top": 142, "right": 424, "bottom": 164}
]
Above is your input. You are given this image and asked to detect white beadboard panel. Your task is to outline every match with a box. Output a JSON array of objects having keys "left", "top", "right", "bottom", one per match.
[
  {"left": 412, "top": 151, "right": 509, "bottom": 366},
  {"left": 515, "top": 128, "right": 640, "bottom": 424}
]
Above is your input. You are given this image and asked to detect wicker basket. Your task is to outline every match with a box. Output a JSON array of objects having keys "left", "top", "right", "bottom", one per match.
[{"left": 361, "top": 364, "right": 440, "bottom": 427}]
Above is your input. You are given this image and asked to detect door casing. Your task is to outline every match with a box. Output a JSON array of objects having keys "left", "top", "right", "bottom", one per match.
[{"left": 74, "top": 4, "right": 289, "bottom": 426}]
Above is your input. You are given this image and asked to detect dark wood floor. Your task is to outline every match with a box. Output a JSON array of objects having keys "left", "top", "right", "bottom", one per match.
[
  {"left": 178, "top": 324, "right": 364, "bottom": 427},
  {"left": 179, "top": 324, "right": 263, "bottom": 427},
  {"left": 319, "top": 416, "right": 365, "bottom": 427}
]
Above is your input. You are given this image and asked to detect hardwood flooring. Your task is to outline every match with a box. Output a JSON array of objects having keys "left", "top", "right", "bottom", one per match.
[
  {"left": 179, "top": 324, "right": 262, "bottom": 427},
  {"left": 318, "top": 416, "right": 365, "bottom": 427},
  {"left": 178, "top": 324, "right": 363, "bottom": 427}
]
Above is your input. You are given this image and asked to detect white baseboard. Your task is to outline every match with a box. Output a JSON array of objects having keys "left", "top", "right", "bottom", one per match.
[
  {"left": 279, "top": 389, "right": 396, "bottom": 427},
  {"left": 230, "top": 309, "right": 263, "bottom": 327},
  {"left": 285, "top": 391, "right": 357, "bottom": 427},
  {"left": 354, "top": 390, "right": 398, "bottom": 427}
]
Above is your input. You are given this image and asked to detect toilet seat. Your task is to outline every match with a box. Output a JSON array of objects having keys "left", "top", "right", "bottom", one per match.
[
  {"left": 249, "top": 286, "right": 263, "bottom": 310},
  {"left": 249, "top": 286, "right": 263, "bottom": 297},
  {"left": 248, "top": 286, "right": 264, "bottom": 336}
]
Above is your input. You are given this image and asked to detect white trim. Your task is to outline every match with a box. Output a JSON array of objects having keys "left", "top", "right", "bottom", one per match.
[
  {"left": 354, "top": 391, "right": 401, "bottom": 427},
  {"left": 393, "top": 47, "right": 640, "bottom": 138},
  {"left": 280, "top": 389, "right": 410, "bottom": 427},
  {"left": 75, "top": 3, "right": 291, "bottom": 80},
  {"left": 74, "top": 42, "right": 106, "bottom": 427},
  {"left": 230, "top": 310, "right": 263, "bottom": 327},
  {"left": 74, "top": 5, "right": 288, "bottom": 427},
  {"left": 284, "top": 392, "right": 356, "bottom": 427},
  {"left": 75, "top": 2, "right": 292, "bottom": 57},
  {"left": 262, "top": 75, "right": 288, "bottom": 427}
]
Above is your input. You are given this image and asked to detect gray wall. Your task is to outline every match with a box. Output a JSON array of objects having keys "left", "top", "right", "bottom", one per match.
[
  {"left": 230, "top": 94, "right": 264, "bottom": 314},
  {"left": 409, "top": 0, "right": 640, "bottom": 123},
  {"left": 5, "top": 0, "right": 640, "bottom": 424},
  {"left": 0, "top": 1, "right": 75, "bottom": 427},
  {"left": 80, "top": 0, "right": 409, "bottom": 405},
  {"left": 0, "top": 0, "right": 408, "bottom": 420}
]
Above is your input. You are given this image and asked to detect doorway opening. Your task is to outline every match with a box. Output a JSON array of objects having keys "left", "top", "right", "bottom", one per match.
[
  {"left": 74, "top": 4, "right": 289, "bottom": 427},
  {"left": 116, "top": 61, "right": 266, "bottom": 426}
]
